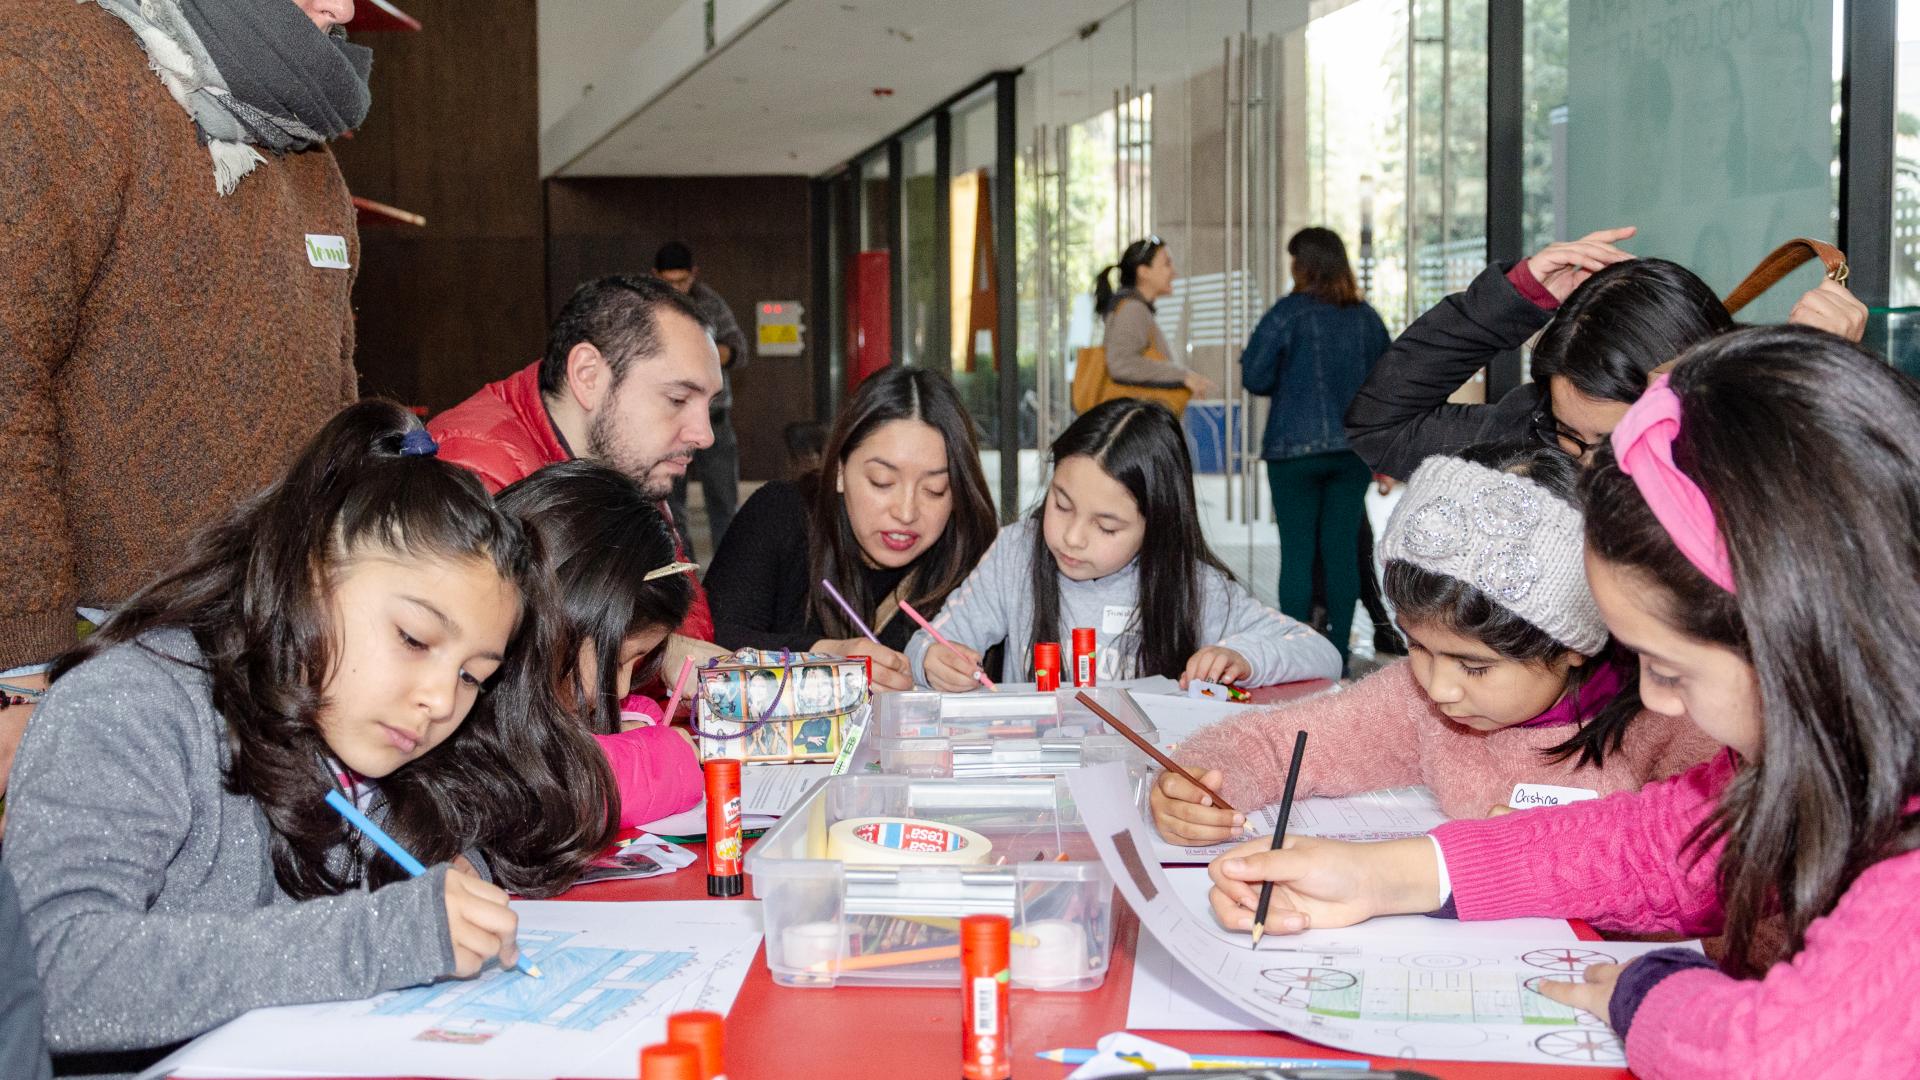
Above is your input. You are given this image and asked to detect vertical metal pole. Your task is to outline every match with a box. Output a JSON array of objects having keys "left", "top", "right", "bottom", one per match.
[
  {"left": 1840, "top": 0, "right": 1895, "bottom": 308},
  {"left": 1403, "top": 0, "right": 1416, "bottom": 328},
  {"left": 933, "top": 109, "right": 952, "bottom": 372},
  {"left": 1486, "top": 0, "right": 1525, "bottom": 398},
  {"left": 994, "top": 73, "right": 1019, "bottom": 523},
  {"left": 1222, "top": 35, "right": 1236, "bottom": 519},
  {"left": 1439, "top": 0, "right": 1451, "bottom": 298}
]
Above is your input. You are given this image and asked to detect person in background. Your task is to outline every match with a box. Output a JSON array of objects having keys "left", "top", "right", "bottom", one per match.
[
  {"left": 705, "top": 367, "right": 998, "bottom": 690},
  {"left": 654, "top": 241, "right": 750, "bottom": 559},
  {"left": 1241, "top": 228, "right": 1392, "bottom": 673},
  {"left": 1095, "top": 237, "right": 1219, "bottom": 400},
  {"left": 428, "top": 275, "right": 727, "bottom": 677},
  {"left": 0, "top": 0, "right": 372, "bottom": 804}
]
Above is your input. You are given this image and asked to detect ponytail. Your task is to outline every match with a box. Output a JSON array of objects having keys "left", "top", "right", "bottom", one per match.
[{"left": 1093, "top": 264, "right": 1120, "bottom": 317}]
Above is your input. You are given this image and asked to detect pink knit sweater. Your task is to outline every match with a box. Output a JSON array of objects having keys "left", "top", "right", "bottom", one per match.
[
  {"left": 1177, "top": 660, "right": 1718, "bottom": 820},
  {"left": 591, "top": 726, "right": 704, "bottom": 829},
  {"left": 1433, "top": 754, "right": 1920, "bottom": 1078}
]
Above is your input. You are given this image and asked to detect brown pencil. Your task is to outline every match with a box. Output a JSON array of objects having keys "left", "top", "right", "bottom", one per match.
[{"left": 1074, "top": 690, "right": 1238, "bottom": 814}]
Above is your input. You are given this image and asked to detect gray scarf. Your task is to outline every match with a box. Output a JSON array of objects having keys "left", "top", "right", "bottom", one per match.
[{"left": 89, "top": 0, "right": 373, "bottom": 195}]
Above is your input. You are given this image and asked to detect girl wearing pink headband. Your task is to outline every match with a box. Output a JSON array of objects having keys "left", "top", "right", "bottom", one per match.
[{"left": 1196, "top": 326, "right": 1920, "bottom": 1077}]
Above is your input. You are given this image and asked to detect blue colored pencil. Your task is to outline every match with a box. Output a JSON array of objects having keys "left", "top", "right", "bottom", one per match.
[
  {"left": 324, "top": 789, "right": 541, "bottom": 978},
  {"left": 1035, "top": 1047, "right": 1369, "bottom": 1069}
]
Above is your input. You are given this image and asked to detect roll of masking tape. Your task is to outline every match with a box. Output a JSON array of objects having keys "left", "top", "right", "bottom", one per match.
[{"left": 825, "top": 816, "right": 993, "bottom": 866}]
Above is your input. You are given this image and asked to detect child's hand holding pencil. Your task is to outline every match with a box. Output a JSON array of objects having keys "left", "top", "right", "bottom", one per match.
[
  {"left": 444, "top": 865, "right": 525, "bottom": 979},
  {"left": 1149, "top": 764, "right": 1247, "bottom": 844}
]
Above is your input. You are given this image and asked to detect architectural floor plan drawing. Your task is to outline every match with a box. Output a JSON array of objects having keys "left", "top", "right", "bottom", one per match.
[{"left": 157, "top": 900, "right": 763, "bottom": 1080}]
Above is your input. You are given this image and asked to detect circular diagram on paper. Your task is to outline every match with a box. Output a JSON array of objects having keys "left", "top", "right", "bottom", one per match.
[
  {"left": 1534, "top": 1029, "right": 1626, "bottom": 1063},
  {"left": 1399, "top": 952, "right": 1473, "bottom": 970},
  {"left": 1255, "top": 967, "right": 1355, "bottom": 1007},
  {"left": 1520, "top": 947, "right": 1616, "bottom": 972}
]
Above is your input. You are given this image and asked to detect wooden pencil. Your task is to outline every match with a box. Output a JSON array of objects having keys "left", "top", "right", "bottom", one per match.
[{"left": 1075, "top": 691, "right": 1237, "bottom": 814}]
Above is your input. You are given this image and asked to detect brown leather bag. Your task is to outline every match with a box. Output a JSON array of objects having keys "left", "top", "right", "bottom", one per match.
[
  {"left": 1071, "top": 298, "right": 1194, "bottom": 416},
  {"left": 1721, "top": 237, "right": 1849, "bottom": 315}
]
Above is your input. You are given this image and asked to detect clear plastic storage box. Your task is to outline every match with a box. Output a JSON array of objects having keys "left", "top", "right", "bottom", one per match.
[
  {"left": 743, "top": 773, "right": 1115, "bottom": 991},
  {"left": 857, "top": 687, "right": 1159, "bottom": 780}
]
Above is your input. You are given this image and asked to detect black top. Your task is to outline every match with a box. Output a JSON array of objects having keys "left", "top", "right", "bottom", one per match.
[
  {"left": 1342, "top": 262, "right": 1554, "bottom": 480},
  {"left": 705, "top": 478, "right": 921, "bottom": 653}
]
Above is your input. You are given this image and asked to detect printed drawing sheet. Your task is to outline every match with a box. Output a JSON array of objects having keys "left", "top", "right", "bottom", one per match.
[
  {"left": 158, "top": 900, "right": 763, "bottom": 1080},
  {"left": 1069, "top": 763, "right": 1702, "bottom": 1069},
  {"left": 1150, "top": 786, "right": 1450, "bottom": 864}
]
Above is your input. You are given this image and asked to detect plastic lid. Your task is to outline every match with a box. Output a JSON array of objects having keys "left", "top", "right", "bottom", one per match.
[
  {"left": 960, "top": 913, "right": 1011, "bottom": 954},
  {"left": 1033, "top": 641, "right": 1062, "bottom": 663},
  {"left": 667, "top": 1011, "right": 726, "bottom": 1078},
  {"left": 639, "top": 1041, "right": 703, "bottom": 1080},
  {"left": 1072, "top": 627, "right": 1096, "bottom": 648},
  {"left": 702, "top": 758, "right": 741, "bottom": 781}
]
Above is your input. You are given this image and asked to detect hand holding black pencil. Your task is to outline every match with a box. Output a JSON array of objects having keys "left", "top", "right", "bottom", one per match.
[{"left": 1249, "top": 729, "right": 1308, "bottom": 948}]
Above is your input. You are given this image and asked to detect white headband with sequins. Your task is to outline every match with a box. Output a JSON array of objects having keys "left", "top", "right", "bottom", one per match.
[{"left": 1377, "top": 456, "right": 1607, "bottom": 656}]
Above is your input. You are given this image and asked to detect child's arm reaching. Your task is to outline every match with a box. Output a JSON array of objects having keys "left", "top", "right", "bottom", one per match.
[
  {"left": 905, "top": 524, "right": 1023, "bottom": 689},
  {"left": 1194, "top": 566, "right": 1343, "bottom": 686},
  {"left": 0, "top": 647, "right": 476, "bottom": 1056},
  {"left": 593, "top": 726, "right": 704, "bottom": 828},
  {"left": 1154, "top": 662, "right": 1429, "bottom": 843}
]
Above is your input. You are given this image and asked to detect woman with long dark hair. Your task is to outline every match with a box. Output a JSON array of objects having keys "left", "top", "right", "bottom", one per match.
[
  {"left": 1, "top": 402, "right": 616, "bottom": 1074},
  {"left": 705, "top": 366, "right": 999, "bottom": 689},
  {"left": 1344, "top": 226, "right": 1866, "bottom": 479},
  {"left": 1242, "top": 227, "right": 1392, "bottom": 671},
  {"left": 1094, "top": 236, "right": 1218, "bottom": 400},
  {"left": 1203, "top": 326, "right": 1920, "bottom": 1075},
  {"left": 908, "top": 398, "right": 1340, "bottom": 691}
]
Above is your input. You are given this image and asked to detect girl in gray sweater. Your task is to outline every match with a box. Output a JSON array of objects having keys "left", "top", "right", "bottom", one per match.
[
  {"left": 910, "top": 399, "right": 1341, "bottom": 690},
  {"left": 1, "top": 402, "right": 616, "bottom": 1079}
]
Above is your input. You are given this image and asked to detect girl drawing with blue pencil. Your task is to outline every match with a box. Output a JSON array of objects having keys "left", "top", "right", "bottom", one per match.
[{"left": 1, "top": 403, "right": 616, "bottom": 1077}]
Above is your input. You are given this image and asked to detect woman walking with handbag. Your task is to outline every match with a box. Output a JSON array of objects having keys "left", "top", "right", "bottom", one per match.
[
  {"left": 1242, "top": 228, "right": 1391, "bottom": 673},
  {"left": 1083, "top": 237, "right": 1218, "bottom": 413}
]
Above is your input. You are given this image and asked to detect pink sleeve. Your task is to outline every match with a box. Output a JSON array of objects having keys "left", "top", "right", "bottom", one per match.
[
  {"left": 1177, "top": 662, "right": 1426, "bottom": 809},
  {"left": 592, "top": 727, "right": 705, "bottom": 829},
  {"left": 1505, "top": 260, "right": 1560, "bottom": 310},
  {"left": 1622, "top": 853, "right": 1920, "bottom": 1079},
  {"left": 1433, "top": 752, "right": 1737, "bottom": 934}
]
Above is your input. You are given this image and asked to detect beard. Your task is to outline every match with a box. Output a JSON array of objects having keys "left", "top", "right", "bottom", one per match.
[{"left": 586, "top": 409, "right": 689, "bottom": 500}]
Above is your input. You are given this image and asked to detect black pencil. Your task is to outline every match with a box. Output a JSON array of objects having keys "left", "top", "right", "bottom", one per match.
[{"left": 1249, "top": 730, "right": 1308, "bottom": 948}]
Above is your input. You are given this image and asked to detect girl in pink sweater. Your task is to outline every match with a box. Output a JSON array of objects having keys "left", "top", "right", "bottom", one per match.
[
  {"left": 1204, "top": 327, "right": 1920, "bottom": 1078},
  {"left": 497, "top": 462, "right": 704, "bottom": 828},
  {"left": 1155, "top": 444, "right": 1715, "bottom": 842}
]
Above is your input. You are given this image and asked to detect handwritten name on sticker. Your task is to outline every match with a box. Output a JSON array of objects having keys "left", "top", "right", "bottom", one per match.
[
  {"left": 304, "top": 234, "right": 351, "bottom": 269},
  {"left": 1508, "top": 783, "right": 1600, "bottom": 809}
]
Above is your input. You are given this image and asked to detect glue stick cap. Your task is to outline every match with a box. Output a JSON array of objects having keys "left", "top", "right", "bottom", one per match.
[
  {"left": 1072, "top": 627, "right": 1095, "bottom": 652},
  {"left": 639, "top": 1041, "right": 703, "bottom": 1080},
  {"left": 666, "top": 1011, "right": 725, "bottom": 1079},
  {"left": 960, "top": 913, "right": 1011, "bottom": 959}
]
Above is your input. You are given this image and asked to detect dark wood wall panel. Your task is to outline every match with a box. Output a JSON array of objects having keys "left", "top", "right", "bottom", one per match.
[
  {"left": 546, "top": 177, "right": 815, "bottom": 482},
  {"left": 333, "top": 0, "right": 547, "bottom": 412}
]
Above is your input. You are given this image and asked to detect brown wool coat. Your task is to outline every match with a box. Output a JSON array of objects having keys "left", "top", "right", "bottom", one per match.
[{"left": 0, "top": 0, "right": 360, "bottom": 666}]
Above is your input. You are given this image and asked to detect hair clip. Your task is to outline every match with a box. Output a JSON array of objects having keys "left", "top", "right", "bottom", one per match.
[
  {"left": 644, "top": 560, "right": 699, "bottom": 581},
  {"left": 399, "top": 429, "right": 439, "bottom": 457}
]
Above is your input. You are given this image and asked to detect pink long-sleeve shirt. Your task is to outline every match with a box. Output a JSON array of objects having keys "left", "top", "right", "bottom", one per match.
[
  {"left": 591, "top": 726, "right": 704, "bottom": 829},
  {"left": 1176, "top": 659, "right": 1718, "bottom": 820},
  {"left": 1432, "top": 754, "right": 1920, "bottom": 1078}
]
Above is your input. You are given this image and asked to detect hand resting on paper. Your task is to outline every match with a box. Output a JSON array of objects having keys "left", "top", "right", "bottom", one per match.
[
  {"left": 444, "top": 863, "right": 522, "bottom": 978},
  {"left": 1179, "top": 646, "right": 1250, "bottom": 689},
  {"left": 1206, "top": 834, "right": 1442, "bottom": 937},
  {"left": 1535, "top": 961, "right": 1621, "bottom": 1025},
  {"left": 813, "top": 638, "right": 913, "bottom": 692},
  {"left": 1149, "top": 765, "right": 1247, "bottom": 844}
]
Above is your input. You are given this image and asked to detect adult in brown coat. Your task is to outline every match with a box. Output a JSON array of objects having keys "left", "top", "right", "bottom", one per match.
[{"left": 0, "top": 0, "right": 369, "bottom": 799}]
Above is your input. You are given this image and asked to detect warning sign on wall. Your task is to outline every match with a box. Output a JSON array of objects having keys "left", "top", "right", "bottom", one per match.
[{"left": 756, "top": 301, "right": 805, "bottom": 357}]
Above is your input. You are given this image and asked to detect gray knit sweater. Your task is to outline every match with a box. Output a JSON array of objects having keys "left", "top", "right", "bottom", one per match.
[{"left": 1, "top": 629, "right": 458, "bottom": 1079}]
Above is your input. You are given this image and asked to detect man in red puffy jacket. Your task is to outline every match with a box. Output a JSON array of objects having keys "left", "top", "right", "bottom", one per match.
[{"left": 430, "top": 274, "right": 726, "bottom": 663}]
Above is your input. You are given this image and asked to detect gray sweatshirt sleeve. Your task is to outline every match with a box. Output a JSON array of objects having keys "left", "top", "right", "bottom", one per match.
[
  {"left": 1, "top": 643, "right": 456, "bottom": 1055},
  {"left": 1102, "top": 301, "right": 1192, "bottom": 386},
  {"left": 906, "top": 523, "right": 1028, "bottom": 687},
  {"left": 1199, "top": 567, "right": 1344, "bottom": 685}
]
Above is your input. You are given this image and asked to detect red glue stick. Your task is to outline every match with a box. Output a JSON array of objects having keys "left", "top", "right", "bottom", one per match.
[
  {"left": 1033, "top": 641, "right": 1061, "bottom": 692},
  {"left": 1071, "top": 627, "right": 1096, "bottom": 687},
  {"left": 959, "top": 914, "right": 1011, "bottom": 1080},
  {"left": 703, "top": 759, "right": 744, "bottom": 897},
  {"left": 639, "top": 1042, "right": 702, "bottom": 1080},
  {"left": 666, "top": 1011, "right": 726, "bottom": 1080}
]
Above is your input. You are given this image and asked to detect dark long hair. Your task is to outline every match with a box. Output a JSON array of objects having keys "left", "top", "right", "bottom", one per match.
[
  {"left": 52, "top": 402, "right": 616, "bottom": 899},
  {"left": 807, "top": 366, "right": 999, "bottom": 638},
  {"left": 1530, "top": 258, "right": 1734, "bottom": 404},
  {"left": 1094, "top": 236, "right": 1165, "bottom": 317},
  {"left": 1029, "top": 399, "right": 1230, "bottom": 678},
  {"left": 497, "top": 461, "right": 694, "bottom": 735},
  {"left": 1287, "top": 227, "right": 1362, "bottom": 307},
  {"left": 1383, "top": 444, "right": 1643, "bottom": 766},
  {"left": 1581, "top": 325, "right": 1920, "bottom": 976}
]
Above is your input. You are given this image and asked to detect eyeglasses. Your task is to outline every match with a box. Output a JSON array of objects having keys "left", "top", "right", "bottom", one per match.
[{"left": 1529, "top": 408, "right": 1600, "bottom": 460}]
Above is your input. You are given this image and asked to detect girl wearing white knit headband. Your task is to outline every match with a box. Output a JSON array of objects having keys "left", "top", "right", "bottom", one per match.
[{"left": 1153, "top": 443, "right": 1718, "bottom": 839}]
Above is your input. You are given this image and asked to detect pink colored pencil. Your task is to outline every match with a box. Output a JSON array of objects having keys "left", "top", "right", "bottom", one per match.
[
  {"left": 662, "top": 656, "right": 697, "bottom": 722},
  {"left": 896, "top": 600, "right": 997, "bottom": 691}
]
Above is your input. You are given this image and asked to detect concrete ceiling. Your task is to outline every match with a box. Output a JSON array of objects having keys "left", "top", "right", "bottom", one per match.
[{"left": 543, "top": 0, "right": 1125, "bottom": 177}]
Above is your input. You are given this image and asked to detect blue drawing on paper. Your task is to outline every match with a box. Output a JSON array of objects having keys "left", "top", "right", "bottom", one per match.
[{"left": 370, "top": 930, "right": 696, "bottom": 1043}]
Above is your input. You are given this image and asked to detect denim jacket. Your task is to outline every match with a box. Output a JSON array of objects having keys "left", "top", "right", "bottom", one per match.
[{"left": 1240, "top": 292, "right": 1390, "bottom": 460}]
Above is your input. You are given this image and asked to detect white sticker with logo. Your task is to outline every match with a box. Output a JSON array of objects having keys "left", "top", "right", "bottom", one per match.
[
  {"left": 1508, "top": 782, "right": 1600, "bottom": 810},
  {"left": 304, "top": 233, "right": 351, "bottom": 269}
]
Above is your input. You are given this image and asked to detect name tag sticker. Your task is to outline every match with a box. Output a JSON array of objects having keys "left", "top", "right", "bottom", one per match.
[
  {"left": 304, "top": 233, "right": 351, "bottom": 269},
  {"left": 1509, "top": 783, "right": 1600, "bottom": 809},
  {"left": 1101, "top": 605, "right": 1135, "bottom": 636}
]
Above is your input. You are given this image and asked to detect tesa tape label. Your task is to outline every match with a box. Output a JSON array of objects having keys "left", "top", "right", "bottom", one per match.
[{"left": 826, "top": 816, "right": 992, "bottom": 865}]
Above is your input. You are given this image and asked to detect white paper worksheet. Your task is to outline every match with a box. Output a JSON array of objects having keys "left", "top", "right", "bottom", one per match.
[
  {"left": 1070, "top": 763, "right": 1701, "bottom": 1069},
  {"left": 155, "top": 900, "right": 763, "bottom": 1080},
  {"left": 1150, "top": 786, "right": 1451, "bottom": 864}
]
